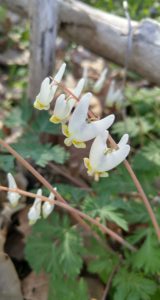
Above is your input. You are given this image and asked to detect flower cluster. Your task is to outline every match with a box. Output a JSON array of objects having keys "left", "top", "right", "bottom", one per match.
[
  {"left": 28, "top": 189, "right": 55, "bottom": 225},
  {"left": 34, "top": 63, "right": 130, "bottom": 181},
  {"left": 7, "top": 173, "right": 55, "bottom": 225}
]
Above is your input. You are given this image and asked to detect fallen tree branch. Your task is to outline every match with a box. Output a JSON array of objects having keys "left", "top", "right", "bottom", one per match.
[{"left": 1, "top": 0, "right": 160, "bottom": 85}]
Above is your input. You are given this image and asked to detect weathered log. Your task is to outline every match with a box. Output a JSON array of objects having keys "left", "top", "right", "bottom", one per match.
[
  {"left": 1, "top": 0, "right": 160, "bottom": 85},
  {"left": 28, "top": 0, "right": 58, "bottom": 99}
]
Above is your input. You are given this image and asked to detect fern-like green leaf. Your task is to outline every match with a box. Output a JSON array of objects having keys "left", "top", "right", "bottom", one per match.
[
  {"left": 0, "top": 154, "right": 14, "bottom": 172},
  {"left": 49, "top": 277, "right": 89, "bottom": 300},
  {"left": 87, "top": 238, "right": 118, "bottom": 283},
  {"left": 25, "top": 215, "right": 84, "bottom": 277},
  {"left": 83, "top": 196, "right": 128, "bottom": 230},
  {"left": 13, "top": 134, "right": 69, "bottom": 167},
  {"left": 113, "top": 268, "right": 157, "bottom": 300},
  {"left": 132, "top": 230, "right": 160, "bottom": 275}
]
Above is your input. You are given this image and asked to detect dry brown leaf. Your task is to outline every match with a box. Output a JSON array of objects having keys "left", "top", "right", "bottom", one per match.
[
  {"left": 22, "top": 272, "right": 49, "bottom": 300},
  {"left": 0, "top": 252, "right": 23, "bottom": 300}
]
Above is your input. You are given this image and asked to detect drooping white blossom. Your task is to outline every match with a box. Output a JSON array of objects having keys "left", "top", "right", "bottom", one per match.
[
  {"left": 42, "top": 190, "right": 56, "bottom": 219},
  {"left": 123, "top": 0, "right": 128, "bottom": 10},
  {"left": 62, "top": 93, "right": 115, "bottom": 148},
  {"left": 93, "top": 68, "right": 108, "bottom": 93},
  {"left": 7, "top": 173, "right": 21, "bottom": 207},
  {"left": 34, "top": 63, "right": 66, "bottom": 110},
  {"left": 28, "top": 189, "right": 42, "bottom": 225},
  {"left": 84, "top": 131, "right": 130, "bottom": 181},
  {"left": 73, "top": 78, "right": 85, "bottom": 98},
  {"left": 49, "top": 78, "right": 85, "bottom": 124},
  {"left": 106, "top": 80, "right": 123, "bottom": 108}
]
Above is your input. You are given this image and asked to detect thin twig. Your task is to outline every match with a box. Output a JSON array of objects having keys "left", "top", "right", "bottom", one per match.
[
  {"left": 0, "top": 138, "right": 90, "bottom": 232},
  {"left": 0, "top": 138, "right": 117, "bottom": 251},
  {"left": 101, "top": 263, "right": 120, "bottom": 300},
  {"left": 0, "top": 185, "right": 136, "bottom": 252}
]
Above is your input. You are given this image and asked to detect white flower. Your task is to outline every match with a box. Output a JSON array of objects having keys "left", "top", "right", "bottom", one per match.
[
  {"left": 106, "top": 80, "right": 123, "bottom": 108},
  {"left": 73, "top": 78, "right": 85, "bottom": 98},
  {"left": 123, "top": 1, "right": 128, "bottom": 10},
  {"left": 28, "top": 189, "right": 42, "bottom": 225},
  {"left": 82, "top": 65, "right": 88, "bottom": 88},
  {"left": 42, "top": 191, "right": 56, "bottom": 219},
  {"left": 34, "top": 63, "right": 66, "bottom": 110},
  {"left": 84, "top": 131, "right": 130, "bottom": 181},
  {"left": 7, "top": 173, "right": 21, "bottom": 207},
  {"left": 50, "top": 78, "right": 85, "bottom": 124},
  {"left": 93, "top": 68, "right": 108, "bottom": 93},
  {"left": 62, "top": 93, "right": 115, "bottom": 148}
]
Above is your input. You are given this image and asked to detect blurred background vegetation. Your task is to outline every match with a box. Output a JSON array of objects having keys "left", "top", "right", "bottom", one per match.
[{"left": 82, "top": 0, "right": 160, "bottom": 20}]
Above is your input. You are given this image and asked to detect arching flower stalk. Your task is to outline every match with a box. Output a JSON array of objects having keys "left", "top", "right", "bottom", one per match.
[
  {"left": 62, "top": 93, "right": 115, "bottom": 148},
  {"left": 34, "top": 63, "right": 66, "bottom": 110},
  {"left": 84, "top": 131, "right": 130, "bottom": 181},
  {"left": 49, "top": 78, "right": 85, "bottom": 124},
  {"left": 7, "top": 173, "right": 21, "bottom": 207}
]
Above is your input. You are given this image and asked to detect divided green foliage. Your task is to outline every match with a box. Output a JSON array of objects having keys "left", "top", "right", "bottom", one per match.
[
  {"left": 132, "top": 230, "right": 160, "bottom": 275},
  {"left": 25, "top": 214, "right": 84, "bottom": 276},
  {"left": 48, "top": 277, "right": 89, "bottom": 300},
  {"left": 112, "top": 116, "right": 153, "bottom": 139},
  {"left": 4, "top": 97, "right": 32, "bottom": 128},
  {"left": 83, "top": 195, "right": 128, "bottom": 230},
  {"left": 55, "top": 183, "right": 87, "bottom": 205},
  {"left": 13, "top": 133, "right": 69, "bottom": 167},
  {"left": 0, "top": 154, "right": 15, "bottom": 172},
  {"left": 113, "top": 268, "right": 157, "bottom": 300},
  {"left": 31, "top": 111, "right": 60, "bottom": 135},
  {"left": 133, "top": 152, "right": 159, "bottom": 196},
  {"left": 87, "top": 238, "right": 118, "bottom": 283},
  {"left": 25, "top": 214, "right": 89, "bottom": 299}
]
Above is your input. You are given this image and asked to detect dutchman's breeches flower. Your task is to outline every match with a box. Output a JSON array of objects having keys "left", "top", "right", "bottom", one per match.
[
  {"left": 42, "top": 191, "right": 55, "bottom": 219},
  {"left": 93, "top": 68, "right": 108, "bottom": 93},
  {"left": 106, "top": 80, "right": 123, "bottom": 108},
  {"left": 49, "top": 94, "right": 75, "bottom": 124},
  {"left": 84, "top": 131, "right": 130, "bottom": 181},
  {"left": 34, "top": 63, "right": 66, "bottom": 110},
  {"left": 62, "top": 93, "right": 115, "bottom": 148},
  {"left": 28, "top": 188, "right": 56, "bottom": 224},
  {"left": 28, "top": 189, "right": 42, "bottom": 225},
  {"left": 7, "top": 173, "right": 21, "bottom": 207},
  {"left": 50, "top": 78, "right": 85, "bottom": 124}
]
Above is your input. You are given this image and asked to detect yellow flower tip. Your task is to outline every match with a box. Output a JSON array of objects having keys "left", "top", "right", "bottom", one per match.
[
  {"left": 84, "top": 157, "right": 91, "bottom": 170},
  {"left": 94, "top": 171, "right": 109, "bottom": 181},
  {"left": 29, "top": 220, "right": 36, "bottom": 226},
  {"left": 49, "top": 115, "right": 61, "bottom": 124},
  {"left": 100, "top": 172, "right": 109, "bottom": 178},
  {"left": 33, "top": 99, "right": 49, "bottom": 110},
  {"left": 11, "top": 202, "right": 18, "bottom": 208},
  {"left": 94, "top": 173, "right": 100, "bottom": 181},
  {"left": 64, "top": 138, "right": 72, "bottom": 147},
  {"left": 84, "top": 158, "right": 109, "bottom": 180},
  {"left": 62, "top": 124, "right": 70, "bottom": 137},
  {"left": 72, "top": 140, "right": 86, "bottom": 148}
]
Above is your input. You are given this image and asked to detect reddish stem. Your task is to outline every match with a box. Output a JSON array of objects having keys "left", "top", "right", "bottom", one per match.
[{"left": 0, "top": 185, "right": 136, "bottom": 252}]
